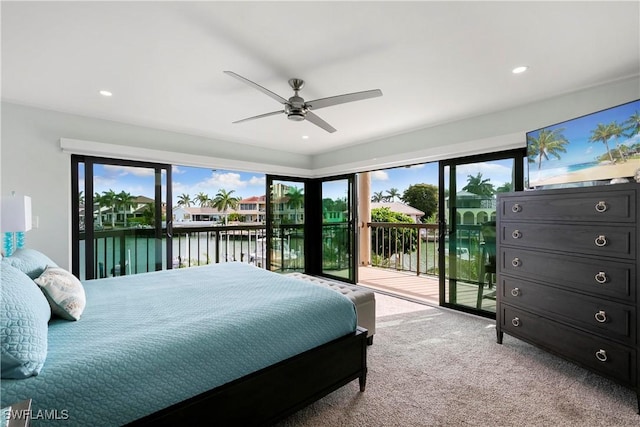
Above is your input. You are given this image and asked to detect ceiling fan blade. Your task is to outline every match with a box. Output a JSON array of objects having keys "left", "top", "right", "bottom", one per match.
[
  {"left": 224, "top": 71, "right": 288, "bottom": 104},
  {"left": 232, "top": 110, "right": 284, "bottom": 124},
  {"left": 305, "top": 111, "right": 336, "bottom": 133},
  {"left": 306, "top": 89, "right": 383, "bottom": 110}
]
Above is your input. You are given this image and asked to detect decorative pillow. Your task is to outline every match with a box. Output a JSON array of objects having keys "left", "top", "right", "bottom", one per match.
[
  {"left": 5, "top": 248, "right": 58, "bottom": 279},
  {"left": 34, "top": 266, "right": 86, "bottom": 321},
  {"left": 1, "top": 262, "right": 51, "bottom": 379}
]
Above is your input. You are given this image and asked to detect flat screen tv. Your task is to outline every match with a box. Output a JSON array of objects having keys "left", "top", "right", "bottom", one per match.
[{"left": 527, "top": 99, "right": 640, "bottom": 189}]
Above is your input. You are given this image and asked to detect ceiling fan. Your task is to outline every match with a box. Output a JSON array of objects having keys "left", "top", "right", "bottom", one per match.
[{"left": 224, "top": 71, "right": 382, "bottom": 133}]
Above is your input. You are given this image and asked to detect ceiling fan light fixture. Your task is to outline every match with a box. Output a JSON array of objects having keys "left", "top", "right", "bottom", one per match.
[{"left": 287, "top": 112, "right": 305, "bottom": 122}]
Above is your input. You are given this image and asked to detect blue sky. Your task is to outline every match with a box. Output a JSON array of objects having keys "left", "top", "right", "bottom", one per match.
[{"left": 86, "top": 159, "right": 515, "bottom": 206}]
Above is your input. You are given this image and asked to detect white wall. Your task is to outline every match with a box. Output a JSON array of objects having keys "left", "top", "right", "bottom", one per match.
[{"left": 2, "top": 75, "right": 639, "bottom": 269}]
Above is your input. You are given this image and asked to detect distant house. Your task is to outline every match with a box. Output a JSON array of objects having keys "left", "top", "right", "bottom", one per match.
[
  {"left": 445, "top": 191, "right": 496, "bottom": 225},
  {"left": 371, "top": 202, "right": 424, "bottom": 223},
  {"left": 173, "top": 206, "right": 224, "bottom": 223},
  {"left": 238, "top": 195, "right": 266, "bottom": 223},
  {"left": 129, "top": 195, "right": 155, "bottom": 220}
]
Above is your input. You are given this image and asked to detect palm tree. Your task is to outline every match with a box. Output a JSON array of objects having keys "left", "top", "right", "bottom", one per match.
[
  {"left": 589, "top": 123, "right": 615, "bottom": 163},
  {"left": 462, "top": 173, "right": 495, "bottom": 197},
  {"left": 195, "top": 192, "right": 210, "bottom": 207},
  {"left": 608, "top": 121, "right": 627, "bottom": 162},
  {"left": 386, "top": 188, "right": 401, "bottom": 202},
  {"left": 177, "top": 193, "right": 192, "bottom": 207},
  {"left": 371, "top": 191, "right": 385, "bottom": 203},
  {"left": 285, "top": 186, "right": 304, "bottom": 224},
  {"left": 100, "top": 189, "right": 118, "bottom": 228},
  {"left": 211, "top": 189, "right": 240, "bottom": 225},
  {"left": 141, "top": 202, "right": 155, "bottom": 226},
  {"left": 116, "top": 191, "right": 136, "bottom": 227},
  {"left": 496, "top": 182, "right": 513, "bottom": 193},
  {"left": 624, "top": 111, "right": 640, "bottom": 138},
  {"left": 527, "top": 128, "right": 569, "bottom": 170},
  {"left": 93, "top": 192, "right": 108, "bottom": 227}
]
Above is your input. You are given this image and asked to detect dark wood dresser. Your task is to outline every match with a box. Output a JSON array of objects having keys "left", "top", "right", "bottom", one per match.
[{"left": 496, "top": 183, "right": 639, "bottom": 412}]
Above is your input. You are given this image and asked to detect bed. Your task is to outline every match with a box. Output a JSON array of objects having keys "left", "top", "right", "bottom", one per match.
[{"left": 1, "top": 249, "right": 367, "bottom": 426}]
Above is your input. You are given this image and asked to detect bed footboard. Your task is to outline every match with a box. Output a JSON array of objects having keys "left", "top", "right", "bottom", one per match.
[{"left": 128, "top": 327, "right": 368, "bottom": 426}]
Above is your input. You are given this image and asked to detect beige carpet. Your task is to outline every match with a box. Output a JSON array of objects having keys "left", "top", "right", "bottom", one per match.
[{"left": 276, "top": 293, "right": 638, "bottom": 426}]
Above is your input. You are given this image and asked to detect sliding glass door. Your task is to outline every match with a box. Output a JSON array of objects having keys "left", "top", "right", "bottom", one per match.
[
  {"left": 265, "top": 174, "right": 357, "bottom": 282},
  {"left": 71, "top": 156, "right": 172, "bottom": 280},
  {"left": 320, "top": 176, "right": 357, "bottom": 282},
  {"left": 265, "top": 176, "right": 305, "bottom": 272},
  {"left": 439, "top": 149, "right": 524, "bottom": 316}
]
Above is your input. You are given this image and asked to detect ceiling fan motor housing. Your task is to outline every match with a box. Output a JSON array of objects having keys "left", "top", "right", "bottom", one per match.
[{"left": 286, "top": 94, "right": 307, "bottom": 121}]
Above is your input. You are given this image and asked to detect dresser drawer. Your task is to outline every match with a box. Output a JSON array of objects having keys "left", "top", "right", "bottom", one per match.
[
  {"left": 501, "top": 305, "right": 636, "bottom": 385},
  {"left": 499, "top": 190, "right": 636, "bottom": 223},
  {"left": 500, "top": 276, "right": 636, "bottom": 345},
  {"left": 500, "top": 223, "right": 636, "bottom": 259},
  {"left": 499, "top": 248, "right": 636, "bottom": 302}
]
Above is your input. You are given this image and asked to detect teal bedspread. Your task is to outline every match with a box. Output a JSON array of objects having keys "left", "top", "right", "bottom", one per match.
[{"left": 0, "top": 263, "right": 357, "bottom": 426}]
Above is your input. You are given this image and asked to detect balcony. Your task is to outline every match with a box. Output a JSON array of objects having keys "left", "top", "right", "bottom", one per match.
[{"left": 79, "top": 222, "right": 494, "bottom": 312}]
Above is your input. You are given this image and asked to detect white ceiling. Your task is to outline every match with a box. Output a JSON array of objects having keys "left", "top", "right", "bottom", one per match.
[{"left": 2, "top": 1, "right": 639, "bottom": 157}]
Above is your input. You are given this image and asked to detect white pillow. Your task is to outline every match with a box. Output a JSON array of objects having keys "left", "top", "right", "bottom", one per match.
[{"left": 34, "top": 266, "right": 86, "bottom": 321}]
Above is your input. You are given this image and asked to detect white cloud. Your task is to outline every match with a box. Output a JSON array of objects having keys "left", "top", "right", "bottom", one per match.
[
  {"left": 248, "top": 176, "right": 266, "bottom": 186},
  {"left": 371, "top": 170, "right": 389, "bottom": 181}
]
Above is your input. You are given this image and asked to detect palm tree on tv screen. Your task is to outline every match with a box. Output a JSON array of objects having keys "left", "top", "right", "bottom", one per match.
[
  {"left": 527, "top": 128, "right": 569, "bottom": 170},
  {"left": 624, "top": 111, "right": 640, "bottom": 137},
  {"left": 589, "top": 123, "right": 616, "bottom": 163},
  {"left": 624, "top": 111, "right": 640, "bottom": 156},
  {"left": 608, "top": 121, "right": 628, "bottom": 162}
]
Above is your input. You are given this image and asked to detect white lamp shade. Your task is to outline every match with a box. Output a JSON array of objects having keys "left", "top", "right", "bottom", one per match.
[{"left": 1, "top": 195, "right": 32, "bottom": 232}]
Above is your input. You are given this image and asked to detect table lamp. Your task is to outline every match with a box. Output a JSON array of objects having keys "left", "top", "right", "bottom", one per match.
[{"left": 1, "top": 193, "right": 32, "bottom": 256}]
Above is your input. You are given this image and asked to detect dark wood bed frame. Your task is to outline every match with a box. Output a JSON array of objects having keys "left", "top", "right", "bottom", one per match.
[{"left": 127, "top": 327, "right": 368, "bottom": 426}]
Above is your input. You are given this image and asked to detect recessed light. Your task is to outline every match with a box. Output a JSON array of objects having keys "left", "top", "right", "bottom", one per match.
[
  {"left": 302, "top": 135, "right": 309, "bottom": 139},
  {"left": 99, "top": 90, "right": 113, "bottom": 97},
  {"left": 512, "top": 66, "right": 529, "bottom": 74}
]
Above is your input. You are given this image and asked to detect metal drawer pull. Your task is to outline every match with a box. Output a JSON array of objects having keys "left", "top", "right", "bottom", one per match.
[
  {"left": 511, "top": 288, "right": 520, "bottom": 297},
  {"left": 595, "top": 349, "right": 608, "bottom": 362},
  {"left": 511, "top": 203, "right": 522, "bottom": 213},
  {"left": 595, "top": 201, "right": 608, "bottom": 213},
  {"left": 594, "top": 235, "right": 608, "bottom": 247},
  {"left": 511, "top": 317, "right": 520, "bottom": 327},
  {"left": 595, "top": 271, "right": 608, "bottom": 284},
  {"left": 511, "top": 257, "right": 521, "bottom": 267},
  {"left": 594, "top": 310, "right": 607, "bottom": 323},
  {"left": 512, "top": 230, "right": 522, "bottom": 239}
]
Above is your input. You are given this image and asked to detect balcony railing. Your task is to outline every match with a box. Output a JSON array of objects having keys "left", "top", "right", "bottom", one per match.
[
  {"left": 80, "top": 221, "right": 488, "bottom": 285},
  {"left": 368, "top": 222, "right": 486, "bottom": 284},
  {"left": 368, "top": 222, "right": 439, "bottom": 277}
]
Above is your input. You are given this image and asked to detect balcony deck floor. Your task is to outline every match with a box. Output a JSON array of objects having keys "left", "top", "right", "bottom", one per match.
[{"left": 357, "top": 266, "right": 496, "bottom": 312}]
